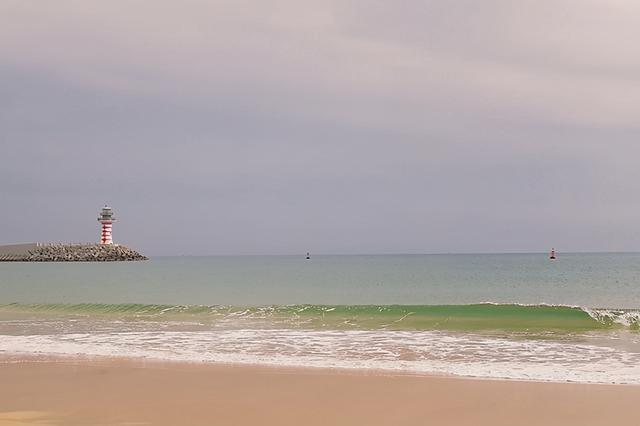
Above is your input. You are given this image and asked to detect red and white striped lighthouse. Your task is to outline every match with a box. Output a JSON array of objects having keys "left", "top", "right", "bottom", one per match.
[{"left": 97, "top": 205, "right": 116, "bottom": 245}]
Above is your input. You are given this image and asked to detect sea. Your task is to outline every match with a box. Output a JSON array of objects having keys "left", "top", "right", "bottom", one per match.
[{"left": 1, "top": 253, "right": 639, "bottom": 384}]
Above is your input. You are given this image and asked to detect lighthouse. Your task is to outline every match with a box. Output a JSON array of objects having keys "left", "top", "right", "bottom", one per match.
[{"left": 97, "top": 205, "right": 116, "bottom": 245}]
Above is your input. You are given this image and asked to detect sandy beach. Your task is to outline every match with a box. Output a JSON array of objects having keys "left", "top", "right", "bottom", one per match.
[{"left": 1, "top": 358, "right": 639, "bottom": 426}]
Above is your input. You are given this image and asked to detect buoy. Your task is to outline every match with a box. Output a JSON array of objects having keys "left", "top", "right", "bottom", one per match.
[
  {"left": 306, "top": 252, "right": 310, "bottom": 260},
  {"left": 549, "top": 248, "right": 556, "bottom": 260}
]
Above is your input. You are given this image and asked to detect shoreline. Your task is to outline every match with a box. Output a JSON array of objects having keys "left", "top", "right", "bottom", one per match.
[
  {"left": 2, "top": 356, "right": 640, "bottom": 425},
  {"left": 3, "top": 353, "right": 640, "bottom": 387}
]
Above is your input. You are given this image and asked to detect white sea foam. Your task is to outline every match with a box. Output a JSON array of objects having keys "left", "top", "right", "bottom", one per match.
[
  {"left": 583, "top": 308, "right": 640, "bottom": 328},
  {"left": 2, "top": 328, "right": 640, "bottom": 385}
]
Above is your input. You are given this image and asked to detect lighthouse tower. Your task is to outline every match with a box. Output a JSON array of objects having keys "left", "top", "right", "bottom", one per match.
[{"left": 97, "top": 205, "right": 116, "bottom": 245}]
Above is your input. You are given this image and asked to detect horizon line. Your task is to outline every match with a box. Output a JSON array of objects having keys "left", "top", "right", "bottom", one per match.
[{"left": 147, "top": 250, "right": 640, "bottom": 257}]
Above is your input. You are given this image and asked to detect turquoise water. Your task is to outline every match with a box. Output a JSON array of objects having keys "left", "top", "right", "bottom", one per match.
[
  {"left": 2, "top": 253, "right": 640, "bottom": 307},
  {"left": 1, "top": 254, "right": 640, "bottom": 384}
]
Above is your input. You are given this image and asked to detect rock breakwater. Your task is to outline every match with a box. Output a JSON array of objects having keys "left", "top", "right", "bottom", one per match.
[{"left": 0, "top": 244, "right": 147, "bottom": 262}]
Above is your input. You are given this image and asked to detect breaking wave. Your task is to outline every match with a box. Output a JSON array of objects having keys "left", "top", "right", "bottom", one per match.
[{"left": 1, "top": 302, "right": 638, "bottom": 331}]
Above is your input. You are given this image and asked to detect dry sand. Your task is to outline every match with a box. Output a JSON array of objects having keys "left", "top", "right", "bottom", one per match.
[{"left": 1, "top": 358, "right": 639, "bottom": 425}]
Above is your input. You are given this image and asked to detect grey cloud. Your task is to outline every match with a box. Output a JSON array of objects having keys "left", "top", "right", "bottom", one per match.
[{"left": 1, "top": 1, "right": 640, "bottom": 255}]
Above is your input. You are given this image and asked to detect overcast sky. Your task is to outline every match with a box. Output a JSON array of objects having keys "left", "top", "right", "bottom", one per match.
[{"left": 2, "top": 1, "right": 640, "bottom": 255}]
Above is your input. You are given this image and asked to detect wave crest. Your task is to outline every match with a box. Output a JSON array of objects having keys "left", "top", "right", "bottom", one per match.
[{"left": 2, "top": 302, "right": 639, "bottom": 331}]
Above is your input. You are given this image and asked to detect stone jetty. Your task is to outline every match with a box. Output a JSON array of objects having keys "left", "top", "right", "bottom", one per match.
[{"left": 0, "top": 243, "right": 147, "bottom": 262}]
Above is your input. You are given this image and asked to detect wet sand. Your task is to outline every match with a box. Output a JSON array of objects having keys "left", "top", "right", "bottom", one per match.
[{"left": 1, "top": 358, "right": 639, "bottom": 426}]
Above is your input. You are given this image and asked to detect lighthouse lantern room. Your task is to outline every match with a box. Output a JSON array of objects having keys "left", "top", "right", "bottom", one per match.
[{"left": 98, "top": 205, "right": 116, "bottom": 245}]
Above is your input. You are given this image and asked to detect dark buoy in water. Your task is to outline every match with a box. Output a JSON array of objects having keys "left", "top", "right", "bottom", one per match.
[
  {"left": 306, "top": 252, "right": 310, "bottom": 260},
  {"left": 549, "top": 248, "right": 556, "bottom": 260}
]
